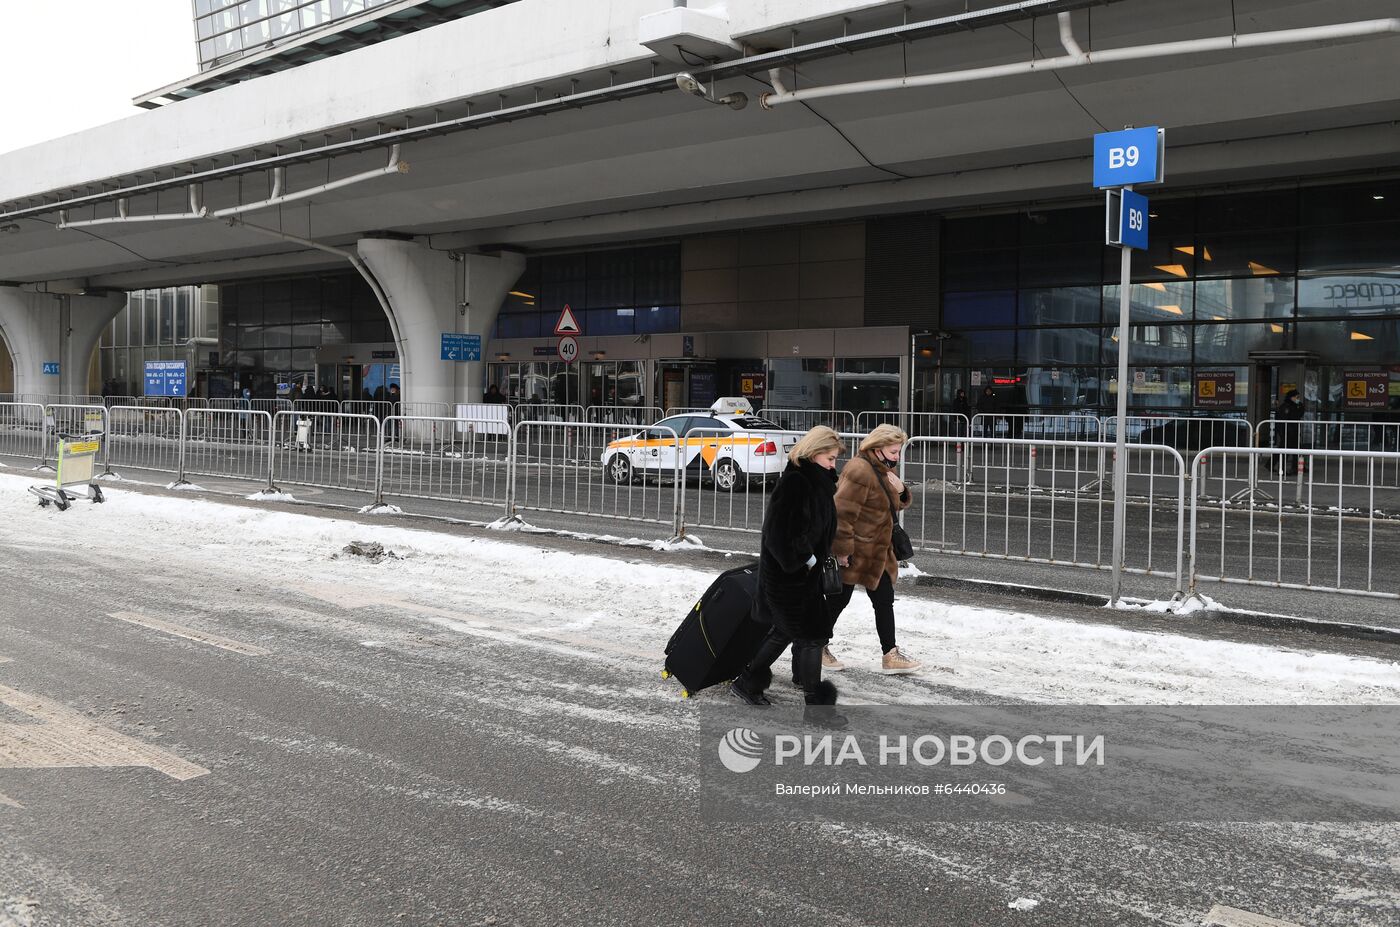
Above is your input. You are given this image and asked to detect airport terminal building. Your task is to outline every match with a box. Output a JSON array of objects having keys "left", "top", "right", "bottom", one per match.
[{"left": 3, "top": 0, "right": 1398, "bottom": 424}]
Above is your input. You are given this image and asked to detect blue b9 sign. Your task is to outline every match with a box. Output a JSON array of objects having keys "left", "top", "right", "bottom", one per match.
[
  {"left": 1093, "top": 126, "right": 1164, "bottom": 188},
  {"left": 1119, "top": 189, "right": 1149, "bottom": 250}
]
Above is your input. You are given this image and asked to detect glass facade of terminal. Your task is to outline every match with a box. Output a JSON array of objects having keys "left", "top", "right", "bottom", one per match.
[
  {"left": 191, "top": 0, "right": 518, "bottom": 71},
  {"left": 90, "top": 177, "right": 1397, "bottom": 415},
  {"left": 922, "top": 177, "right": 1400, "bottom": 418},
  {"left": 99, "top": 286, "right": 219, "bottom": 397}
]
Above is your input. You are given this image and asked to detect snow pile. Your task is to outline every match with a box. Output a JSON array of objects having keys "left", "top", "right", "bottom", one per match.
[{"left": 7, "top": 471, "right": 1399, "bottom": 706}]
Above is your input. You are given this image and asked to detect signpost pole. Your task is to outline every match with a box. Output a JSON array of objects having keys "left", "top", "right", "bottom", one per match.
[{"left": 1110, "top": 220, "right": 1133, "bottom": 605}]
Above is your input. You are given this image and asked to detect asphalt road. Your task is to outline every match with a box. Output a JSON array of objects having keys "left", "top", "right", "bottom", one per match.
[{"left": 1, "top": 496, "right": 1398, "bottom": 926}]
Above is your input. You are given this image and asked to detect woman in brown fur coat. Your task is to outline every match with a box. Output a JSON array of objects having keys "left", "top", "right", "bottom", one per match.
[{"left": 828, "top": 424, "right": 922, "bottom": 675}]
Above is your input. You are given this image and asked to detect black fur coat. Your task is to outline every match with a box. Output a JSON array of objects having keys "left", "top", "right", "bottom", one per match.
[{"left": 756, "top": 459, "right": 838, "bottom": 640}]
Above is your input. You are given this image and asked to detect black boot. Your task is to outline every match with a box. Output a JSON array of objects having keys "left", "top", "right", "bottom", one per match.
[
  {"left": 802, "top": 681, "right": 847, "bottom": 729},
  {"left": 731, "top": 665, "right": 773, "bottom": 706}
]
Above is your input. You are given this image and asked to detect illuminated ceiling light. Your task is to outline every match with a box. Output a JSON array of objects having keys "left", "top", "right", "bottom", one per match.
[
  {"left": 1248, "top": 261, "right": 1279, "bottom": 276},
  {"left": 1352, "top": 331, "right": 1375, "bottom": 341},
  {"left": 509, "top": 290, "right": 535, "bottom": 299},
  {"left": 524, "top": 301, "right": 536, "bottom": 306},
  {"left": 1143, "top": 282, "right": 1167, "bottom": 292},
  {"left": 1374, "top": 195, "right": 1386, "bottom": 201},
  {"left": 1110, "top": 334, "right": 1120, "bottom": 343},
  {"left": 1158, "top": 305, "right": 1183, "bottom": 315},
  {"left": 1214, "top": 315, "right": 1226, "bottom": 321},
  {"left": 1269, "top": 323, "right": 1284, "bottom": 333},
  {"left": 1148, "top": 212, "right": 1159, "bottom": 218},
  {"left": 1154, "top": 264, "right": 1189, "bottom": 278},
  {"left": 1174, "top": 246, "right": 1196, "bottom": 256}
]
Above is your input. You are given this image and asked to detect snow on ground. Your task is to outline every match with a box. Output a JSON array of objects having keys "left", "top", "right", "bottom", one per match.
[{"left": 7, "top": 471, "right": 1400, "bottom": 705}]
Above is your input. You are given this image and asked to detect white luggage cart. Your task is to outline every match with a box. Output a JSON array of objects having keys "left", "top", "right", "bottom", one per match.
[{"left": 29, "top": 431, "right": 106, "bottom": 511}]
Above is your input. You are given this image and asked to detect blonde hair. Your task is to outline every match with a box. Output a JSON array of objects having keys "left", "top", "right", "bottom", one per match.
[
  {"left": 859, "top": 423, "right": 909, "bottom": 454},
  {"left": 788, "top": 425, "right": 846, "bottom": 465}
]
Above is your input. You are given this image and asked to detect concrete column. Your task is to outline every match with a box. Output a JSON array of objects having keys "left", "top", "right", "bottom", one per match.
[
  {"left": 356, "top": 239, "right": 524, "bottom": 407},
  {"left": 0, "top": 287, "right": 125, "bottom": 399}
]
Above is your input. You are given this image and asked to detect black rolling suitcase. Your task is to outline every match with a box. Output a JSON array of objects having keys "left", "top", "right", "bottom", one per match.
[{"left": 662, "top": 562, "right": 766, "bottom": 698}]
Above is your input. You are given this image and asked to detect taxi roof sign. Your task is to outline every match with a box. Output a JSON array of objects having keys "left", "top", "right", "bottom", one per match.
[{"left": 709, "top": 397, "right": 753, "bottom": 415}]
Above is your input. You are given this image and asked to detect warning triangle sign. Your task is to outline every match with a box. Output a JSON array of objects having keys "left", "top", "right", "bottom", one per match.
[{"left": 553, "top": 304, "right": 581, "bottom": 336}]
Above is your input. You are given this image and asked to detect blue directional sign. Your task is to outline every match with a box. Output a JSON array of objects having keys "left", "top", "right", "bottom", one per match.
[
  {"left": 1106, "top": 189, "right": 1150, "bottom": 250},
  {"left": 440, "top": 333, "right": 482, "bottom": 362},
  {"left": 143, "top": 360, "right": 187, "bottom": 397},
  {"left": 1093, "top": 126, "right": 1163, "bottom": 188},
  {"left": 1120, "top": 190, "right": 1149, "bottom": 250},
  {"left": 42, "top": 362, "right": 59, "bottom": 375}
]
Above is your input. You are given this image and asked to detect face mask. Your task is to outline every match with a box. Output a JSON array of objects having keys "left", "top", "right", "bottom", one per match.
[{"left": 878, "top": 452, "right": 898, "bottom": 469}]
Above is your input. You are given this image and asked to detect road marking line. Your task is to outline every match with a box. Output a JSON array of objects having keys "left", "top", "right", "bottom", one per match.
[
  {"left": 106, "top": 612, "right": 269, "bottom": 656},
  {"left": 0, "top": 684, "right": 209, "bottom": 781},
  {"left": 1205, "top": 905, "right": 1307, "bottom": 927},
  {"left": 0, "top": 791, "right": 22, "bottom": 808}
]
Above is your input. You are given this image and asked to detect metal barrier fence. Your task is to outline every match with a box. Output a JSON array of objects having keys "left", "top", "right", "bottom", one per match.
[
  {"left": 1101, "top": 415, "right": 1253, "bottom": 484},
  {"left": 19, "top": 394, "right": 103, "bottom": 405},
  {"left": 0, "top": 402, "right": 46, "bottom": 464},
  {"left": 855, "top": 411, "right": 971, "bottom": 437},
  {"left": 905, "top": 436, "right": 1186, "bottom": 593},
  {"left": 22, "top": 400, "right": 1400, "bottom": 604},
  {"left": 342, "top": 400, "right": 393, "bottom": 420},
  {"left": 372, "top": 415, "right": 513, "bottom": 513},
  {"left": 964, "top": 414, "right": 1105, "bottom": 491},
  {"left": 107, "top": 406, "right": 183, "bottom": 478},
  {"left": 757, "top": 407, "right": 857, "bottom": 434},
  {"left": 509, "top": 421, "right": 680, "bottom": 534},
  {"left": 586, "top": 405, "right": 663, "bottom": 426},
  {"left": 402, "top": 401, "right": 451, "bottom": 419},
  {"left": 1190, "top": 446, "right": 1400, "bottom": 598},
  {"left": 515, "top": 402, "right": 586, "bottom": 424},
  {"left": 183, "top": 409, "right": 273, "bottom": 486},
  {"left": 1255, "top": 419, "right": 1400, "bottom": 491},
  {"left": 677, "top": 426, "right": 811, "bottom": 538},
  {"left": 271, "top": 412, "right": 380, "bottom": 494},
  {"left": 293, "top": 400, "right": 341, "bottom": 415}
]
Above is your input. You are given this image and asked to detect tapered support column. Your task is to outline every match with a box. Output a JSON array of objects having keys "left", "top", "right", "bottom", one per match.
[
  {"left": 0, "top": 287, "right": 125, "bottom": 398},
  {"left": 356, "top": 239, "right": 524, "bottom": 407}
]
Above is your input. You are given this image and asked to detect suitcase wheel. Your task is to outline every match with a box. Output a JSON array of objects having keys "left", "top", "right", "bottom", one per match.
[
  {"left": 680, "top": 689, "right": 691, "bottom": 699},
  {"left": 661, "top": 669, "right": 671, "bottom": 680}
]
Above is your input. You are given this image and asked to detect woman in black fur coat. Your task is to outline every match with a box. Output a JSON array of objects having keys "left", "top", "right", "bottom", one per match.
[{"left": 732, "top": 426, "right": 847, "bottom": 707}]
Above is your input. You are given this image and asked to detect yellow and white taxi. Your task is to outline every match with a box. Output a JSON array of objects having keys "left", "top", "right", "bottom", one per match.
[{"left": 600, "top": 398, "right": 798, "bottom": 491}]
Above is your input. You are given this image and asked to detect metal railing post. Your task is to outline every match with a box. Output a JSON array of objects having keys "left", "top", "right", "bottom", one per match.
[
  {"left": 173, "top": 409, "right": 190, "bottom": 487},
  {"left": 266, "top": 411, "right": 278, "bottom": 492}
]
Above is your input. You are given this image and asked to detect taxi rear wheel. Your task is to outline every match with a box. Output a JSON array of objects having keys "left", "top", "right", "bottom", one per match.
[
  {"left": 607, "top": 454, "right": 635, "bottom": 484},
  {"left": 711, "top": 458, "right": 745, "bottom": 492}
]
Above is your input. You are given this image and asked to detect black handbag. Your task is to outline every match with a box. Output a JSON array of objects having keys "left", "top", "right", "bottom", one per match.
[
  {"left": 819, "top": 556, "right": 843, "bottom": 596},
  {"left": 874, "top": 459, "right": 916, "bottom": 561}
]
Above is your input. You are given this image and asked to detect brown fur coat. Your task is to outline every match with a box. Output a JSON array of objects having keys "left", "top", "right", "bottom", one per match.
[{"left": 832, "top": 452, "right": 911, "bottom": 589}]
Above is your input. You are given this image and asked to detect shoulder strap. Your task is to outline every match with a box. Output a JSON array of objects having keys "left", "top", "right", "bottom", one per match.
[{"left": 866, "top": 455, "right": 898, "bottom": 512}]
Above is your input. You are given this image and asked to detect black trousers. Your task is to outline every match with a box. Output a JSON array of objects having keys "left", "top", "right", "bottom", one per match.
[
  {"left": 746, "top": 629, "right": 826, "bottom": 700},
  {"left": 829, "top": 571, "right": 897, "bottom": 653}
]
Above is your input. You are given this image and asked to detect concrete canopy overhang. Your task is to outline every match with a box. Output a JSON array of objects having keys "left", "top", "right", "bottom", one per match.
[{"left": 0, "top": 0, "right": 1397, "bottom": 290}]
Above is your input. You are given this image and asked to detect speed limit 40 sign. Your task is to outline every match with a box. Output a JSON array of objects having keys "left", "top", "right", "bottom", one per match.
[{"left": 557, "top": 335, "right": 579, "bottom": 365}]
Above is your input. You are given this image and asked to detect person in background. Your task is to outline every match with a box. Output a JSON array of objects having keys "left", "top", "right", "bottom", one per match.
[
  {"left": 952, "top": 388, "right": 971, "bottom": 436},
  {"left": 828, "top": 424, "right": 923, "bottom": 675},
  {"left": 979, "top": 384, "right": 1000, "bottom": 436},
  {"left": 484, "top": 384, "right": 507, "bottom": 404},
  {"left": 386, "top": 383, "right": 402, "bottom": 441},
  {"left": 731, "top": 426, "right": 846, "bottom": 709},
  {"left": 1271, "top": 388, "right": 1306, "bottom": 474}
]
